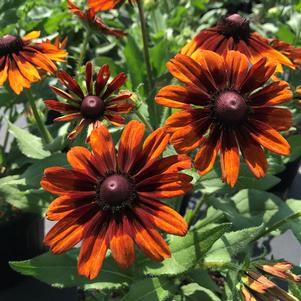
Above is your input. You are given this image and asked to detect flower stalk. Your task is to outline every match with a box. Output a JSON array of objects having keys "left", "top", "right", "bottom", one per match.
[{"left": 25, "top": 89, "right": 53, "bottom": 144}]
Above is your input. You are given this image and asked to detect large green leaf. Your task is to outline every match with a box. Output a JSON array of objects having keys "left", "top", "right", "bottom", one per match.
[
  {"left": 120, "top": 278, "right": 176, "bottom": 301},
  {"left": 10, "top": 249, "right": 134, "bottom": 290},
  {"left": 203, "top": 225, "right": 264, "bottom": 265},
  {"left": 181, "top": 283, "right": 221, "bottom": 301},
  {"left": 21, "top": 153, "right": 68, "bottom": 188},
  {"left": 137, "top": 223, "right": 232, "bottom": 277},
  {"left": 211, "top": 189, "right": 301, "bottom": 243},
  {"left": 8, "top": 122, "right": 51, "bottom": 159},
  {"left": 0, "top": 176, "right": 50, "bottom": 215}
]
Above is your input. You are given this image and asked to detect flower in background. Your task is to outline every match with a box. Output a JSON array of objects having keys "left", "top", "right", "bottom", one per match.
[
  {"left": 41, "top": 121, "right": 192, "bottom": 279},
  {"left": 0, "top": 31, "right": 67, "bottom": 94},
  {"left": 241, "top": 261, "right": 301, "bottom": 300},
  {"left": 88, "top": 0, "right": 136, "bottom": 12},
  {"left": 45, "top": 61, "right": 134, "bottom": 140},
  {"left": 67, "top": 0, "right": 125, "bottom": 38},
  {"left": 181, "top": 14, "right": 294, "bottom": 73},
  {"left": 156, "top": 50, "right": 292, "bottom": 187},
  {"left": 45, "top": 35, "right": 68, "bottom": 50},
  {"left": 270, "top": 39, "right": 301, "bottom": 69}
]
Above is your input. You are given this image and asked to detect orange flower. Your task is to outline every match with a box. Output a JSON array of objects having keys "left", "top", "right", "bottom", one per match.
[
  {"left": 45, "top": 61, "right": 134, "bottom": 140},
  {"left": 0, "top": 31, "right": 67, "bottom": 94},
  {"left": 241, "top": 261, "right": 301, "bottom": 301},
  {"left": 181, "top": 14, "right": 294, "bottom": 73},
  {"left": 88, "top": 0, "right": 136, "bottom": 11},
  {"left": 156, "top": 50, "right": 292, "bottom": 187},
  {"left": 270, "top": 39, "right": 301, "bottom": 69},
  {"left": 41, "top": 120, "right": 192, "bottom": 279},
  {"left": 67, "top": 0, "right": 125, "bottom": 38}
]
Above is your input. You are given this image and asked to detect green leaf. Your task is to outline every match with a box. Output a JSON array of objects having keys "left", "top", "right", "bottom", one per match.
[
  {"left": 137, "top": 223, "right": 232, "bottom": 277},
  {"left": 124, "top": 35, "right": 145, "bottom": 94},
  {"left": 287, "top": 134, "right": 301, "bottom": 162},
  {"left": 22, "top": 153, "right": 68, "bottom": 188},
  {"left": 10, "top": 249, "right": 133, "bottom": 290},
  {"left": 120, "top": 278, "right": 176, "bottom": 301},
  {"left": 182, "top": 283, "right": 221, "bottom": 301},
  {"left": 8, "top": 122, "right": 51, "bottom": 159},
  {"left": 289, "top": 282, "right": 301, "bottom": 299},
  {"left": 212, "top": 189, "right": 301, "bottom": 243},
  {"left": 203, "top": 225, "right": 264, "bottom": 265},
  {"left": 0, "top": 175, "right": 50, "bottom": 215}
]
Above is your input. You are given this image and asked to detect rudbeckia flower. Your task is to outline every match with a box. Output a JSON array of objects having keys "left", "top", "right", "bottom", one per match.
[
  {"left": 270, "top": 39, "right": 301, "bottom": 69},
  {"left": 181, "top": 14, "right": 294, "bottom": 73},
  {"left": 241, "top": 261, "right": 301, "bottom": 301},
  {"left": 156, "top": 50, "right": 292, "bottom": 187},
  {"left": 41, "top": 121, "right": 192, "bottom": 279},
  {"left": 45, "top": 61, "right": 134, "bottom": 140},
  {"left": 88, "top": 0, "right": 135, "bottom": 12},
  {"left": 0, "top": 31, "right": 67, "bottom": 94},
  {"left": 67, "top": 0, "right": 125, "bottom": 38}
]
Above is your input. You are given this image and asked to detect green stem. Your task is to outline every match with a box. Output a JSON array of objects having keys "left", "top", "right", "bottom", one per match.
[
  {"left": 135, "top": 108, "right": 154, "bottom": 132},
  {"left": 137, "top": 0, "right": 158, "bottom": 127},
  {"left": 25, "top": 89, "right": 53, "bottom": 144},
  {"left": 77, "top": 29, "right": 90, "bottom": 70},
  {"left": 199, "top": 261, "right": 241, "bottom": 272},
  {"left": 187, "top": 193, "right": 207, "bottom": 227},
  {"left": 159, "top": 106, "right": 170, "bottom": 127},
  {"left": 253, "top": 211, "right": 301, "bottom": 242}
]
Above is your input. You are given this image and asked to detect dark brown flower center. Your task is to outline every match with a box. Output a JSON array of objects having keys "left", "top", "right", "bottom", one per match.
[
  {"left": 80, "top": 95, "right": 105, "bottom": 120},
  {"left": 0, "top": 35, "right": 23, "bottom": 56},
  {"left": 217, "top": 14, "right": 250, "bottom": 41},
  {"left": 215, "top": 91, "right": 248, "bottom": 126},
  {"left": 97, "top": 174, "right": 136, "bottom": 212}
]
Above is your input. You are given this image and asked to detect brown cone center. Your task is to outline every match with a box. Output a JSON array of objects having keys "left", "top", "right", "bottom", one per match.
[
  {"left": 0, "top": 35, "right": 24, "bottom": 56},
  {"left": 217, "top": 14, "right": 250, "bottom": 41},
  {"left": 99, "top": 175, "right": 132, "bottom": 207},
  {"left": 80, "top": 95, "right": 105, "bottom": 120},
  {"left": 215, "top": 91, "right": 248, "bottom": 126}
]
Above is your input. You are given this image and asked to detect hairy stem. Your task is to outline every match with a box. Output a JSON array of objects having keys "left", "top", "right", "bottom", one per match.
[
  {"left": 187, "top": 193, "right": 207, "bottom": 227},
  {"left": 25, "top": 89, "right": 53, "bottom": 144}
]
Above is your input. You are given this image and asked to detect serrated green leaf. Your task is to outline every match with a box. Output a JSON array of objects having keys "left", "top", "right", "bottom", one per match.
[
  {"left": 203, "top": 225, "right": 264, "bottom": 265},
  {"left": 182, "top": 283, "right": 221, "bottom": 301},
  {"left": 120, "top": 278, "right": 176, "bottom": 301},
  {"left": 8, "top": 122, "right": 51, "bottom": 159},
  {"left": 10, "top": 249, "right": 133, "bottom": 290},
  {"left": 137, "top": 223, "right": 232, "bottom": 277}
]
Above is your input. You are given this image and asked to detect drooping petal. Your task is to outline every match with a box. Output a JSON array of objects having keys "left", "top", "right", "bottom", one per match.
[
  {"left": 12, "top": 53, "right": 40, "bottom": 82},
  {"left": 109, "top": 216, "right": 135, "bottom": 269},
  {"left": 0, "top": 56, "right": 9, "bottom": 86},
  {"left": 220, "top": 129, "right": 240, "bottom": 187},
  {"left": 137, "top": 173, "right": 193, "bottom": 198},
  {"left": 8, "top": 58, "right": 30, "bottom": 94},
  {"left": 137, "top": 197, "right": 188, "bottom": 236},
  {"left": 249, "top": 80, "right": 292, "bottom": 107},
  {"left": 195, "top": 126, "right": 220, "bottom": 176},
  {"left": 130, "top": 218, "right": 171, "bottom": 262},
  {"left": 67, "top": 119, "right": 89, "bottom": 140},
  {"left": 49, "top": 86, "right": 80, "bottom": 102},
  {"left": 47, "top": 194, "right": 95, "bottom": 220},
  {"left": 252, "top": 107, "right": 292, "bottom": 131},
  {"left": 247, "top": 119, "right": 290, "bottom": 156},
  {"left": 78, "top": 212, "right": 109, "bottom": 279},
  {"left": 236, "top": 129, "right": 267, "bottom": 178},
  {"left": 44, "top": 100, "right": 78, "bottom": 113},
  {"left": 44, "top": 203, "right": 98, "bottom": 254}
]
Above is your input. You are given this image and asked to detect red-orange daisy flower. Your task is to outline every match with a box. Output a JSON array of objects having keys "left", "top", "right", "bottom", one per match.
[
  {"left": 181, "top": 13, "right": 294, "bottom": 73},
  {"left": 0, "top": 31, "right": 67, "bottom": 94},
  {"left": 67, "top": 0, "right": 125, "bottom": 38},
  {"left": 270, "top": 38, "right": 301, "bottom": 69},
  {"left": 41, "top": 120, "right": 192, "bottom": 279},
  {"left": 156, "top": 50, "right": 292, "bottom": 187},
  {"left": 88, "top": 0, "right": 135, "bottom": 12},
  {"left": 45, "top": 61, "right": 134, "bottom": 140}
]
